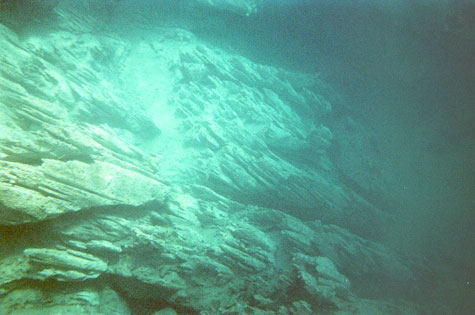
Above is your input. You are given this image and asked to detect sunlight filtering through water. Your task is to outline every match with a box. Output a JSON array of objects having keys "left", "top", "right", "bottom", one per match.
[{"left": 0, "top": 1, "right": 473, "bottom": 314}]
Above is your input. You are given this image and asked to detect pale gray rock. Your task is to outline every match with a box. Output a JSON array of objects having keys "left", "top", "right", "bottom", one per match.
[
  {"left": 0, "top": 255, "right": 30, "bottom": 287},
  {"left": 241, "top": 207, "right": 414, "bottom": 294},
  {"left": 113, "top": 27, "right": 394, "bottom": 231},
  {"left": 1, "top": 188, "right": 417, "bottom": 314},
  {"left": 0, "top": 155, "right": 167, "bottom": 224},
  {"left": 0, "top": 6, "right": 421, "bottom": 314},
  {"left": 293, "top": 254, "right": 351, "bottom": 305},
  {"left": 0, "top": 23, "right": 168, "bottom": 225},
  {"left": 24, "top": 248, "right": 107, "bottom": 281},
  {"left": 79, "top": 240, "right": 123, "bottom": 254},
  {"left": 0, "top": 285, "right": 129, "bottom": 315}
]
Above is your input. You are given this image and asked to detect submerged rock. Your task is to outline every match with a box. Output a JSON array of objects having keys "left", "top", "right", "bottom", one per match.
[
  {"left": 0, "top": 4, "right": 422, "bottom": 314},
  {"left": 0, "top": 285, "right": 129, "bottom": 314},
  {"left": 24, "top": 248, "right": 107, "bottom": 281},
  {"left": 0, "top": 189, "right": 418, "bottom": 314}
]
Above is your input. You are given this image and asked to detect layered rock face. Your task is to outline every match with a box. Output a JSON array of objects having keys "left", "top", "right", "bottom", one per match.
[{"left": 0, "top": 4, "right": 420, "bottom": 314}]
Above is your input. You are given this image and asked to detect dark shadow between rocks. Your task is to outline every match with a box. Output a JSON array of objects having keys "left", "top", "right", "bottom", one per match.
[{"left": 106, "top": 274, "right": 198, "bottom": 315}]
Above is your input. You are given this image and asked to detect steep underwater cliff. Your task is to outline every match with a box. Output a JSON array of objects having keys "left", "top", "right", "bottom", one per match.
[{"left": 0, "top": 1, "right": 472, "bottom": 314}]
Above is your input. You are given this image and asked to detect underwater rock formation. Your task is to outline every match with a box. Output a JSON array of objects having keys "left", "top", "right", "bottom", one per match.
[
  {"left": 0, "top": 4, "right": 422, "bottom": 314},
  {"left": 1, "top": 189, "right": 416, "bottom": 314},
  {"left": 0, "top": 23, "right": 167, "bottom": 225}
]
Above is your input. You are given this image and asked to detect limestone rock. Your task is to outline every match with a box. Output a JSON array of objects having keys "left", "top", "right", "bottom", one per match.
[
  {"left": 0, "top": 24, "right": 168, "bottom": 225},
  {"left": 293, "top": 254, "right": 351, "bottom": 305},
  {"left": 0, "top": 5, "right": 422, "bottom": 314},
  {"left": 0, "top": 285, "right": 129, "bottom": 315},
  {"left": 1, "top": 188, "right": 418, "bottom": 314},
  {"left": 24, "top": 248, "right": 107, "bottom": 281}
]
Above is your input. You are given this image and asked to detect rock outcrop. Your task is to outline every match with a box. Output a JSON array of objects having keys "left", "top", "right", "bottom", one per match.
[
  {"left": 1, "top": 188, "right": 416, "bottom": 314},
  {"left": 0, "top": 4, "right": 421, "bottom": 314}
]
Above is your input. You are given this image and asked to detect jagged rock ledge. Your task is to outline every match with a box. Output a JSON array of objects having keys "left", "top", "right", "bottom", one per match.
[{"left": 0, "top": 5, "right": 421, "bottom": 314}]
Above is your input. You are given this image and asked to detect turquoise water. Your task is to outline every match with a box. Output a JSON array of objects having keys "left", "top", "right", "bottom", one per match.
[{"left": 0, "top": 1, "right": 473, "bottom": 314}]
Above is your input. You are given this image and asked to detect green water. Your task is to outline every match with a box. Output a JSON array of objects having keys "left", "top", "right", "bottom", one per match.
[{"left": 0, "top": 1, "right": 473, "bottom": 314}]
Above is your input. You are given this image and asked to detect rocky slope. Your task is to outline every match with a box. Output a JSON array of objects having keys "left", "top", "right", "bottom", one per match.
[{"left": 0, "top": 3, "right": 423, "bottom": 314}]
